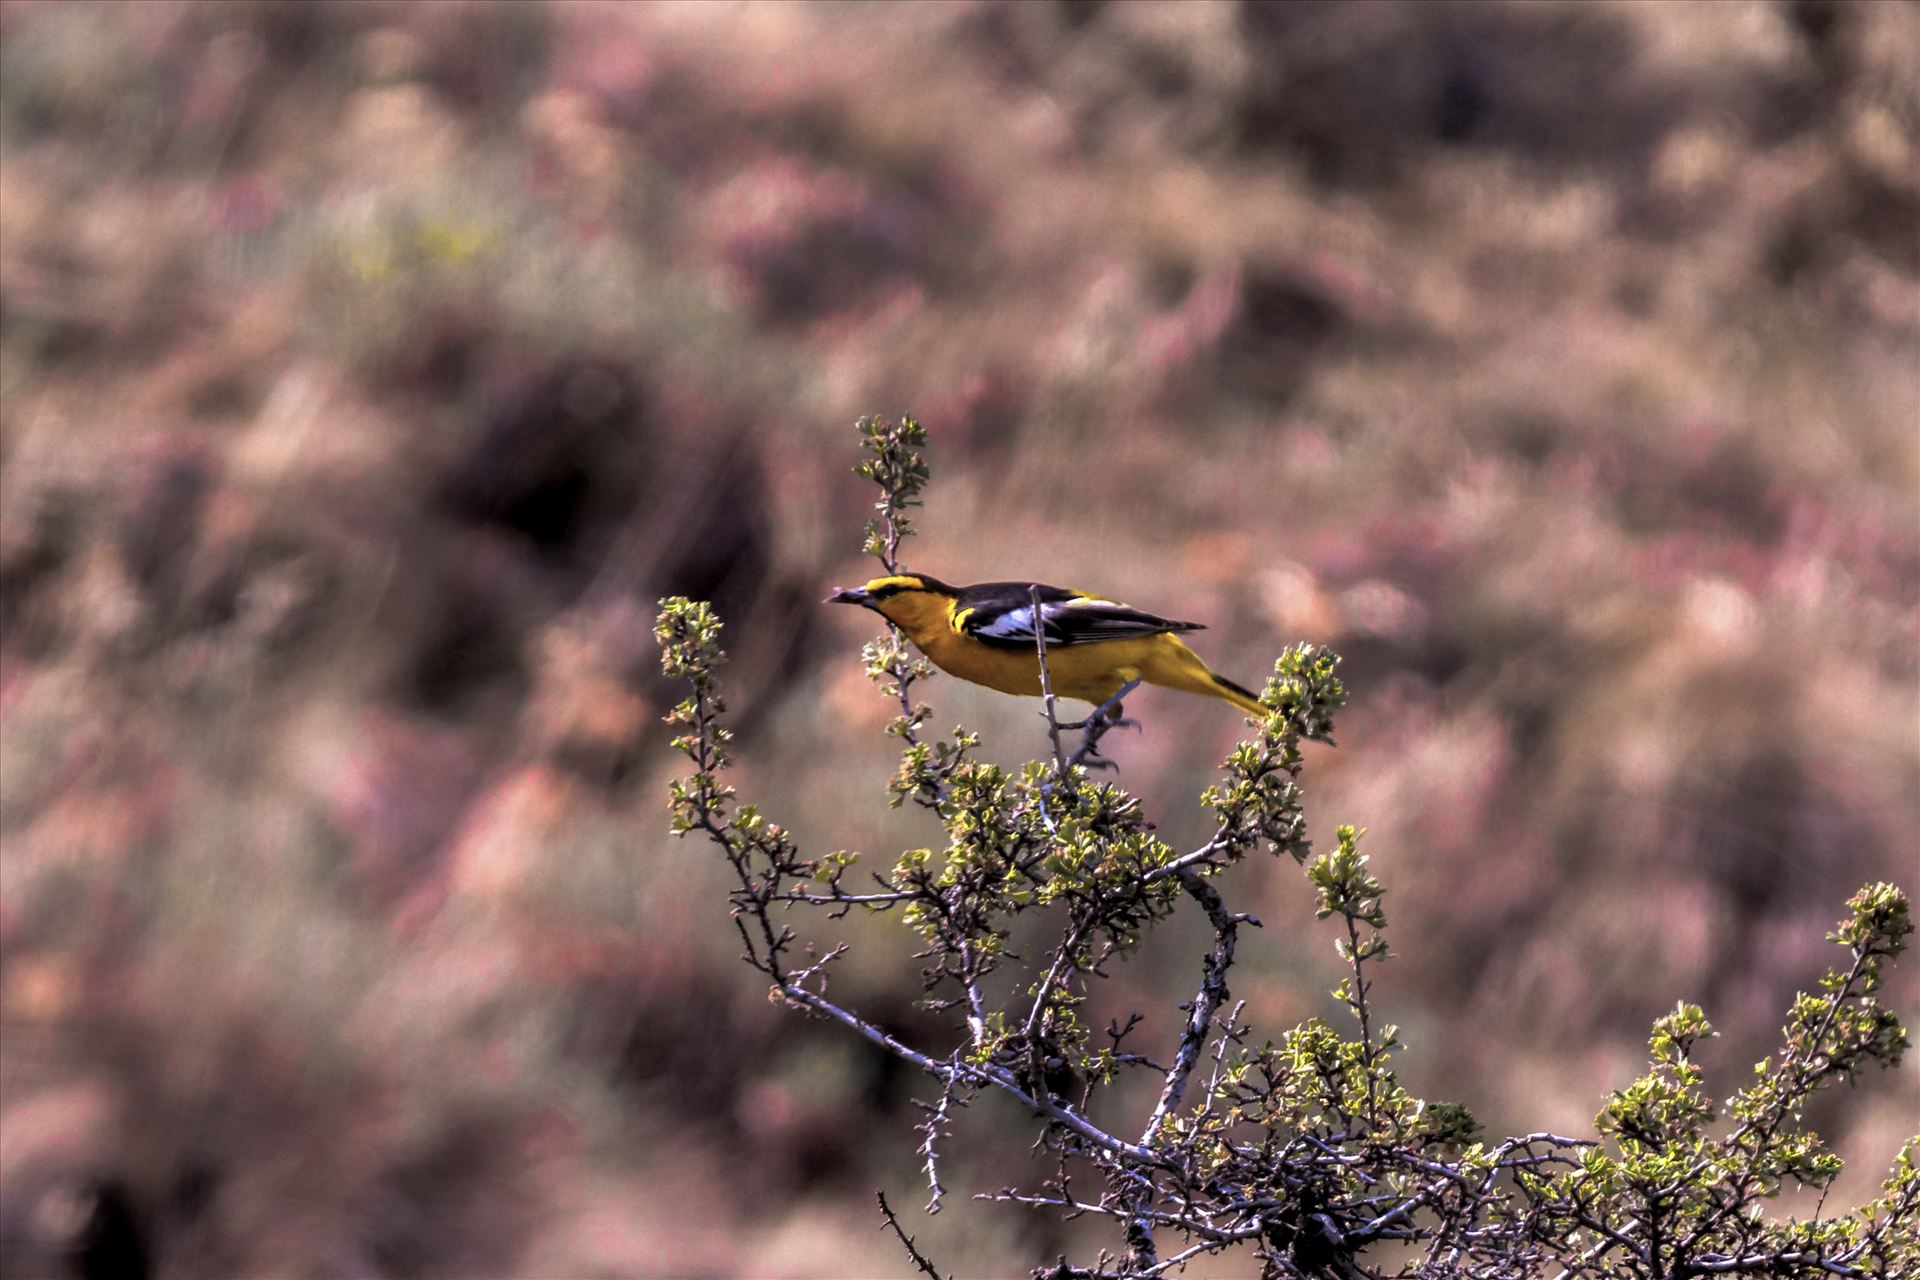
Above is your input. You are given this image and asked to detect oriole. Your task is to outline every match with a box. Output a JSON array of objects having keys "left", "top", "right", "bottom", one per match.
[{"left": 827, "top": 574, "right": 1266, "bottom": 718}]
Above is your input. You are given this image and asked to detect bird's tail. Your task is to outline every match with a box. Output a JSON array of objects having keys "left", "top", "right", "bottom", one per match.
[
  {"left": 1141, "top": 640, "right": 1270, "bottom": 719},
  {"left": 1208, "top": 672, "right": 1269, "bottom": 719}
]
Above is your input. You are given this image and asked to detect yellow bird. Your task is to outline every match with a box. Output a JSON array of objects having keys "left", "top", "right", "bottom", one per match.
[{"left": 827, "top": 573, "right": 1265, "bottom": 718}]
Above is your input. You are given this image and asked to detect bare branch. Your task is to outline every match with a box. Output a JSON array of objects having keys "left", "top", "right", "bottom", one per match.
[
  {"left": 879, "top": 1191, "right": 947, "bottom": 1280},
  {"left": 1031, "top": 583, "right": 1069, "bottom": 775},
  {"left": 1141, "top": 870, "right": 1241, "bottom": 1146}
]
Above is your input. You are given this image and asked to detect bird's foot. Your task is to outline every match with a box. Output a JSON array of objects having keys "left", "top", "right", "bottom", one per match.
[{"left": 1061, "top": 680, "right": 1142, "bottom": 731}]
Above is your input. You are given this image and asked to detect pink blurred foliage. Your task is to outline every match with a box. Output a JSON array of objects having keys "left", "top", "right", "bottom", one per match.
[{"left": 0, "top": 0, "right": 1914, "bottom": 1274}]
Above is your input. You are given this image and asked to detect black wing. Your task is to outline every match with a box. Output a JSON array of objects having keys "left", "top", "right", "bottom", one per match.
[{"left": 953, "top": 581, "right": 1205, "bottom": 649}]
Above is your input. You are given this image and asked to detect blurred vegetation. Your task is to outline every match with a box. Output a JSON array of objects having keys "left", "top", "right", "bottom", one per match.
[{"left": 1, "top": 1, "right": 1915, "bottom": 1276}]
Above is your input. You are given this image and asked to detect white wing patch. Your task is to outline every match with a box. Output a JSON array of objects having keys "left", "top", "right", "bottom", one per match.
[{"left": 974, "top": 605, "right": 1040, "bottom": 640}]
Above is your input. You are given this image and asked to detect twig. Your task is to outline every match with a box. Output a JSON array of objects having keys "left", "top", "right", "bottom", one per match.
[
  {"left": 1198, "top": 999, "right": 1249, "bottom": 1121},
  {"left": 1136, "top": 1236, "right": 1238, "bottom": 1277},
  {"left": 1679, "top": 1254, "right": 1864, "bottom": 1277},
  {"left": 1141, "top": 870, "right": 1241, "bottom": 1145},
  {"left": 773, "top": 887, "right": 919, "bottom": 907},
  {"left": 1141, "top": 833, "right": 1232, "bottom": 885},
  {"left": 1031, "top": 584, "right": 1068, "bottom": 775},
  {"left": 879, "top": 1191, "right": 947, "bottom": 1279},
  {"left": 917, "top": 1071, "right": 964, "bottom": 1212},
  {"left": 1020, "top": 916, "right": 1096, "bottom": 1103},
  {"left": 1549, "top": 1228, "right": 1627, "bottom": 1280},
  {"left": 958, "top": 940, "right": 988, "bottom": 1044},
  {"left": 1124, "top": 868, "right": 1244, "bottom": 1269},
  {"left": 774, "top": 973, "right": 1160, "bottom": 1162},
  {"left": 1676, "top": 945, "right": 1875, "bottom": 1257},
  {"left": 1342, "top": 910, "right": 1379, "bottom": 1129}
]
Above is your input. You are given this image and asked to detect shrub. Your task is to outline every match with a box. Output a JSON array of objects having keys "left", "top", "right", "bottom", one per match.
[{"left": 656, "top": 417, "right": 1916, "bottom": 1279}]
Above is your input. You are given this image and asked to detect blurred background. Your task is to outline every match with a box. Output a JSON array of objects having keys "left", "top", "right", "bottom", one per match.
[{"left": 1, "top": 1, "right": 1915, "bottom": 1275}]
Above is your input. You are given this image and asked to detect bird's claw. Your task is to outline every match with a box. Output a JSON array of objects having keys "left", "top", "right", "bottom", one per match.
[
  {"left": 1055, "top": 680, "right": 1143, "bottom": 772},
  {"left": 1062, "top": 708, "right": 1136, "bottom": 732}
]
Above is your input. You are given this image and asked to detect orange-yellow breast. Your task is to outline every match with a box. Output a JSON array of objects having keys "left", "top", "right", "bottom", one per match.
[{"left": 873, "top": 591, "right": 1231, "bottom": 709}]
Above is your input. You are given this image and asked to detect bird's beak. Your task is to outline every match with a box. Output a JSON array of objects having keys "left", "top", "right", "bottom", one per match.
[{"left": 826, "top": 586, "right": 871, "bottom": 606}]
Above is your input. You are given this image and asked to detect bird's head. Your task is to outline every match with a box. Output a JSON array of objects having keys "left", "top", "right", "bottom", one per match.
[{"left": 826, "top": 573, "right": 957, "bottom": 629}]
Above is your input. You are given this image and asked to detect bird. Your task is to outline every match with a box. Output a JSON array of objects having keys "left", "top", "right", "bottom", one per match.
[{"left": 826, "top": 573, "right": 1266, "bottom": 718}]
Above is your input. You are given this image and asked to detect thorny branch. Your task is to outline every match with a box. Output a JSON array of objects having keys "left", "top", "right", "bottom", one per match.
[
  {"left": 879, "top": 1191, "right": 947, "bottom": 1280},
  {"left": 1142, "top": 870, "right": 1244, "bottom": 1147}
]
